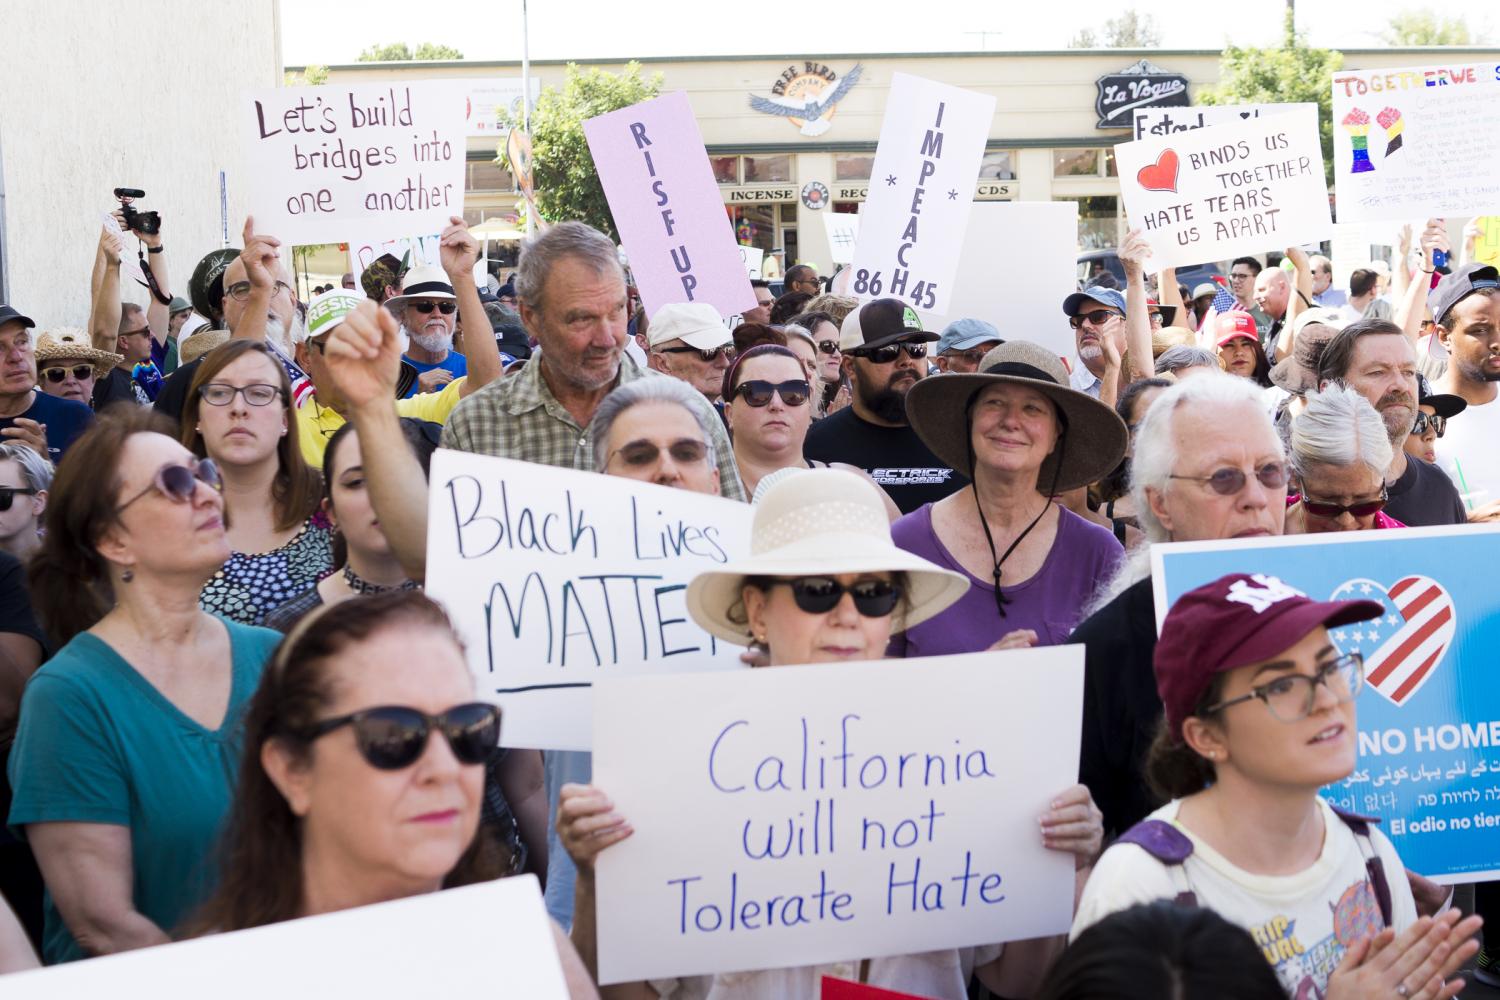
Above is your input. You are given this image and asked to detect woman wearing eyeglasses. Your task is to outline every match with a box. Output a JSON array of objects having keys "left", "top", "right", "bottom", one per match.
[
  {"left": 1285, "top": 386, "right": 1405, "bottom": 535},
  {"left": 558, "top": 470, "right": 1103, "bottom": 998},
  {"left": 182, "top": 341, "right": 334, "bottom": 626},
  {"left": 187, "top": 591, "right": 597, "bottom": 996},
  {"left": 8, "top": 409, "right": 282, "bottom": 962},
  {"left": 1073, "top": 572, "right": 1480, "bottom": 999},
  {"left": 590, "top": 377, "right": 723, "bottom": 496}
]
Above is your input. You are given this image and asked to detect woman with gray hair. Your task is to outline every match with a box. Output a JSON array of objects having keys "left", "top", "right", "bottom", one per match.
[
  {"left": 1286, "top": 384, "right": 1403, "bottom": 533},
  {"left": 588, "top": 376, "right": 721, "bottom": 495},
  {"left": 0, "top": 443, "right": 52, "bottom": 562},
  {"left": 1153, "top": 344, "right": 1219, "bottom": 381}
]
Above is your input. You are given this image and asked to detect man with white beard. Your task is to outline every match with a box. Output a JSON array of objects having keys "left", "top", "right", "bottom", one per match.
[
  {"left": 388, "top": 264, "right": 469, "bottom": 398},
  {"left": 1062, "top": 286, "right": 1127, "bottom": 400}
]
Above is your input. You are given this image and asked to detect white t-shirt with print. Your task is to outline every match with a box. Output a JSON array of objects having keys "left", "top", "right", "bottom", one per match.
[{"left": 1072, "top": 797, "right": 1416, "bottom": 998}]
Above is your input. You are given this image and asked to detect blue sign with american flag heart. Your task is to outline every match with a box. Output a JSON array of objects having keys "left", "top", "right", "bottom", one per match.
[{"left": 1151, "top": 526, "right": 1500, "bottom": 883}]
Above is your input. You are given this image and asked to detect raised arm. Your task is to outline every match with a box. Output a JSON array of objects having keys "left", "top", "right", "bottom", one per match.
[
  {"left": 1118, "top": 229, "right": 1154, "bottom": 385},
  {"left": 1157, "top": 263, "right": 1186, "bottom": 325},
  {"left": 1395, "top": 219, "right": 1446, "bottom": 348},
  {"left": 26, "top": 821, "right": 170, "bottom": 957},
  {"left": 139, "top": 218, "right": 170, "bottom": 348},
  {"left": 1391, "top": 224, "right": 1413, "bottom": 305},
  {"left": 90, "top": 220, "right": 125, "bottom": 354},
  {"left": 436, "top": 216, "right": 502, "bottom": 398},
  {"left": 232, "top": 216, "right": 283, "bottom": 343},
  {"left": 1284, "top": 245, "right": 1313, "bottom": 324}
]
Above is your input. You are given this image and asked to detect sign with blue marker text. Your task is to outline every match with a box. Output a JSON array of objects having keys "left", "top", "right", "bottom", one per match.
[
  {"left": 1151, "top": 526, "right": 1500, "bottom": 883},
  {"left": 591, "top": 647, "right": 1084, "bottom": 983},
  {"left": 849, "top": 73, "right": 996, "bottom": 316},
  {"left": 424, "top": 451, "right": 753, "bottom": 751}
]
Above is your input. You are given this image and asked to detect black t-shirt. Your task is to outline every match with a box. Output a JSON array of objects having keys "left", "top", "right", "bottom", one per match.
[
  {"left": 802, "top": 407, "right": 967, "bottom": 514},
  {"left": 92, "top": 368, "right": 142, "bottom": 410},
  {"left": 152, "top": 357, "right": 203, "bottom": 430},
  {"left": 0, "top": 392, "right": 94, "bottom": 466},
  {"left": 1386, "top": 454, "right": 1466, "bottom": 527}
]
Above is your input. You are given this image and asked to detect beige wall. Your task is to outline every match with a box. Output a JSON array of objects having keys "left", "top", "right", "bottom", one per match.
[{"left": 0, "top": 0, "right": 282, "bottom": 327}]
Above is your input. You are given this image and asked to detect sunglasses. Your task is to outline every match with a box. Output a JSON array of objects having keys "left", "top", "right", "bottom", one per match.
[
  {"left": 1068, "top": 309, "right": 1121, "bottom": 330},
  {"left": 116, "top": 458, "right": 222, "bottom": 513},
  {"left": 199, "top": 383, "right": 281, "bottom": 407},
  {"left": 849, "top": 340, "right": 927, "bottom": 363},
  {"left": 733, "top": 379, "right": 811, "bottom": 408},
  {"left": 941, "top": 348, "right": 989, "bottom": 368},
  {"left": 0, "top": 487, "right": 37, "bottom": 512},
  {"left": 611, "top": 438, "right": 710, "bottom": 467},
  {"left": 658, "top": 344, "right": 736, "bottom": 363},
  {"left": 40, "top": 365, "right": 94, "bottom": 383},
  {"left": 1301, "top": 489, "right": 1389, "bottom": 520},
  {"left": 816, "top": 340, "right": 840, "bottom": 356},
  {"left": 409, "top": 300, "right": 457, "bottom": 315},
  {"left": 1169, "top": 461, "right": 1289, "bottom": 497},
  {"left": 1411, "top": 411, "right": 1447, "bottom": 437},
  {"left": 304, "top": 702, "right": 500, "bottom": 770},
  {"left": 772, "top": 576, "right": 903, "bottom": 617}
]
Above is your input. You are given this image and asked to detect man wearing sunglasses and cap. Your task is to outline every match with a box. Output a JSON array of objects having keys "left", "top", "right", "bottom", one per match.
[
  {"left": 1062, "top": 286, "right": 1127, "bottom": 400},
  {"left": 387, "top": 264, "right": 468, "bottom": 398},
  {"left": 803, "top": 298, "right": 966, "bottom": 514},
  {"left": 0, "top": 307, "right": 93, "bottom": 464},
  {"left": 646, "top": 302, "right": 736, "bottom": 405}
]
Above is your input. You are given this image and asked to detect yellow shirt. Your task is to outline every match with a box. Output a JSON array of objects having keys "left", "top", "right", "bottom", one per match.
[{"left": 295, "top": 376, "right": 468, "bottom": 467}]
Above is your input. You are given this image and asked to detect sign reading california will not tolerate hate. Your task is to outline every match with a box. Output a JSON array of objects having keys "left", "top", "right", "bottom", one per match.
[{"left": 849, "top": 73, "right": 996, "bottom": 317}]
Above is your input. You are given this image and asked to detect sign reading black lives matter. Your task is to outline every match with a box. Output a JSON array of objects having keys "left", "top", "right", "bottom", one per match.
[
  {"left": 1095, "top": 59, "right": 1190, "bottom": 130},
  {"left": 848, "top": 73, "right": 996, "bottom": 317},
  {"left": 242, "top": 80, "right": 466, "bottom": 245}
]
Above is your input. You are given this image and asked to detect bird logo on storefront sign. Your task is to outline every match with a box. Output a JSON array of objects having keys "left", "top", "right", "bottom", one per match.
[{"left": 749, "top": 63, "right": 864, "bottom": 137}]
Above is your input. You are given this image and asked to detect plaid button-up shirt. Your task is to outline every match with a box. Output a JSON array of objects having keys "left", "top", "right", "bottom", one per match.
[{"left": 441, "top": 350, "right": 746, "bottom": 501}]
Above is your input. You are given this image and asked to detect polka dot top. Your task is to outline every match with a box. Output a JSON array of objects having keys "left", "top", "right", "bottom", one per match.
[{"left": 198, "top": 516, "right": 336, "bottom": 627}]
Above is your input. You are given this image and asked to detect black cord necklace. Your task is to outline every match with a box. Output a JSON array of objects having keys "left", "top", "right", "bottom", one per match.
[
  {"left": 969, "top": 425, "right": 1068, "bottom": 619},
  {"left": 342, "top": 564, "right": 420, "bottom": 595}
]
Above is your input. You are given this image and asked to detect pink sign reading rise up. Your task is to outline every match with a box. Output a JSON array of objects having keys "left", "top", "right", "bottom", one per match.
[{"left": 584, "top": 91, "right": 755, "bottom": 320}]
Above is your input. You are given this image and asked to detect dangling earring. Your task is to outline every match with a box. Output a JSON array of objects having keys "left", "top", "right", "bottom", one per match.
[{"left": 121, "top": 569, "right": 134, "bottom": 583}]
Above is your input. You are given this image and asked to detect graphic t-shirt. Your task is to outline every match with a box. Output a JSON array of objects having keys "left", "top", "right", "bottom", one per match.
[
  {"left": 802, "top": 408, "right": 966, "bottom": 514},
  {"left": 1072, "top": 797, "right": 1417, "bottom": 997},
  {"left": 1434, "top": 392, "right": 1500, "bottom": 513}
]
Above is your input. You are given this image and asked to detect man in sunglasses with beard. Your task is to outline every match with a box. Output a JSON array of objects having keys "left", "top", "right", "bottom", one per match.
[
  {"left": 802, "top": 298, "right": 965, "bottom": 514},
  {"left": 1063, "top": 287, "right": 1127, "bottom": 401},
  {"left": 387, "top": 265, "right": 468, "bottom": 398}
]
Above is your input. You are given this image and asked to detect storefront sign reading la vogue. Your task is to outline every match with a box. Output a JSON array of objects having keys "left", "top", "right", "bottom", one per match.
[
  {"left": 1096, "top": 59, "right": 1190, "bottom": 130},
  {"left": 748, "top": 62, "right": 864, "bottom": 137}
]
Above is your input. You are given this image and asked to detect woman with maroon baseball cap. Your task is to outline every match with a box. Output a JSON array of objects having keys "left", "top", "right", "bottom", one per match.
[{"left": 1072, "top": 572, "right": 1481, "bottom": 999}]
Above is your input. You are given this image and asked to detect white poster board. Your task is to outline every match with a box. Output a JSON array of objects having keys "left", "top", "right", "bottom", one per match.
[
  {"left": 1331, "top": 63, "right": 1500, "bottom": 222},
  {"left": 1115, "top": 104, "right": 1332, "bottom": 271},
  {"left": 823, "top": 212, "right": 861, "bottom": 265},
  {"left": 465, "top": 78, "right": 540, "bottom": 136},
  {"left": 242, "top": 80, "right": 466, "bottom": 246},
  {"left": 424, "top": 450, "right": 753, "bottom": 750},
  {"left": 849, "top": 73, "right": 997, "bottom": 315},
  {"left": 738, "top": 244, "right": 764, "bottom": 280},
  {"left": 3, "top": 877, "right": 567, "bottom": 999},
  {"left": 1131, "top": 102, "right": 1307, "bottom": 141},
  {"left": 592, "top": 647, "right": 1084, "bottom": 984}
]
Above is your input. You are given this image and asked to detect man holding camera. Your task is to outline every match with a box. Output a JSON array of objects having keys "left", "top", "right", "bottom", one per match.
[{"left": 89, "top": 192, "right": 174, "bottom": 406}]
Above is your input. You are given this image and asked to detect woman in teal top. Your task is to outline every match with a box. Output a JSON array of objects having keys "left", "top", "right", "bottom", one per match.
[{"left": 7, "top": 410, "right": 280, "bottom": 963}]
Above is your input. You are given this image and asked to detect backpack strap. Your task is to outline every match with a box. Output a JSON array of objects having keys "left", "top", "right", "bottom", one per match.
[
  {"left": 1117, "top": 819, "right": 1198, "bottom": 907},
  {"left": 1330, "top": 805, "right": 1393, "bottom": 927}
]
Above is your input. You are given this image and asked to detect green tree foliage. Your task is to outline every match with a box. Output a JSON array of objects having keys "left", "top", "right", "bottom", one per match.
[
  {"left": 1069, "top": 10, "right": 1162, "bottom": 48},
  {"left": 284, "top": 64, "right": 329, "bottom": 86},
  {"left": 499, "top": 63, "right": 663, "bottom": 240},
  {"left": 1381, "top": 9, "right": 1484, "bottom": 45},
  {"left": 356, "top": 42, "right": 463, "bottom": 62},
  {"left": 1199, "top": 10, "right": 1342, "bottom": 185}
]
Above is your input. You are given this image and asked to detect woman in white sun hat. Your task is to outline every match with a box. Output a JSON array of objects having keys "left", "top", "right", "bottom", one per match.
[{"left": 555, "top": 468, "right": 1105, "bottom": 999}]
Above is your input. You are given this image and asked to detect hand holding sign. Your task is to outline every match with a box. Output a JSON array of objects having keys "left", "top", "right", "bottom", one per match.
[
  {"left": 557, "top": 783, "right": 634, "bottom": 872},
  {"left": 1118, "top": 228, "right": 1152, "bottom": 280}
]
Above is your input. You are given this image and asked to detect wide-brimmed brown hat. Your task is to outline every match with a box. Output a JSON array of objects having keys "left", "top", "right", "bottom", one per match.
[
  {"left": 905, "top": 340, "right": 1129, "bottom": 492},
  {"left": 34, "top": 328, "right": 123, "bottom": 371},
  {"left": 1269, "top": 308, "right": 1346, "bottom": 396}
]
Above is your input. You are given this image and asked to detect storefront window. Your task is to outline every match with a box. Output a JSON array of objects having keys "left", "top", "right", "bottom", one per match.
[
  {"left": 979, "top": 150, "right": 1015, "bottom": 180},
  {"left": 466, "top": 161, "right": 515, "bottom": 192},
  {"left": 1055, "top": 195, "right": 1122, "bottom": 250},
  {"left": 1053, "top": 148, "right": 1103, "bottom": 177},
  {"left": 710, "top": 156, "right": 739, "bottom": 184},
  {"left": 835, "top": 154, "right": 875, "bottom": 181},
  {"left": 743, "top": 155, "right": 792, "bottom": 183},
  {"left": 727, "top": 204, "right": 778, "bottom": 252},
  {"left": 1104, "top": 148, "right": 1118, "bottom": 178}
]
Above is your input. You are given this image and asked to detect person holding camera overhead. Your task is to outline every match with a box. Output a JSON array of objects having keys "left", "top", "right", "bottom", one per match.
[{"left": 88, "top": 190, "right": 173, "bottom": 407}]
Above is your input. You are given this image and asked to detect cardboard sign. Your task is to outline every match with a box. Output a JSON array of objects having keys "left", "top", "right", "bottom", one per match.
[
  {"left": 739, "top": 244, "right": 765, "bottom": 280},
  {"left": 1131, "top": 102, "right": 1307, "bottom": 141},
  {"left": 423, "top": 450, "right": 753, "bottom": 751},
  {"left": 1151, "top": 526, "right": 1500, "bottom": 883},
  {"left": 824, "top": 212, "right": 861, "bottom": 265},
  {"left": 1115, "top": 104, "right": 1331, "bottom": 270},
  {"left": 242, "top": 80, "right": 466, "bottom": 246},
  {"left": 592, "top": 648, "right": 1084, "bottom": 983},
  {"left": 849, "top": 74, "right": 996, "bottom": 315},
  {"left": 584, "top": 91, "right": 756, "bottom": 321},
  {"left": 4, "top": 877, "right": 568, "bottom": 998},
  {"left": 1332, "top": 63, "right": 1500, "bottom": 223}
]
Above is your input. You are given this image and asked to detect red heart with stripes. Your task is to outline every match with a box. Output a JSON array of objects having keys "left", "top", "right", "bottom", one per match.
[
  {"left": 1329, "top": 576, "right": 1455, "bottom": 707},
  {"left": 1136, "top": 149, "right": 1180, "bottom": 193}
]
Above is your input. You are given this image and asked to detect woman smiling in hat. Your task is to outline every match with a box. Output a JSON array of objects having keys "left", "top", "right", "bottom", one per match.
[
  {"left": 555, "top": 469, "right": 1104, "bottom": 998},
  {"left": 889, "top": 341, "right": 1129, "bottom": 656}
]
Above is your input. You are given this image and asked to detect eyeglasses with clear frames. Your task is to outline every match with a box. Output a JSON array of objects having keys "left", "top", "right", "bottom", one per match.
[{"left": 1201, "top": 652, "right": 1364, "bottom": 723}]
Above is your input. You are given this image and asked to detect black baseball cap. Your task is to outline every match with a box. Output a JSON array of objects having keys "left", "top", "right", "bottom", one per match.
[
  {"left": 1430, "top": 263, "right": 1500, "bottom": 328},
  {"left": 1416, "top": 372, "right": 1467, "bottom": 420},
  {"left": 837, "top": 298, "right": 937, "bottom": 353},
  {"left": 0, "top": 305, "right": 35, "bottom": 331}
]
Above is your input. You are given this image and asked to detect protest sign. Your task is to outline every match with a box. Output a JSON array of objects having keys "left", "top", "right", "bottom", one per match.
[
  {"left": 242, "top": 80, "right": 466, "bottom": 246},
  {"left": 1115, "top": 104, "right": 1331, "bottom": 271},
  {"left": 465, "top": 78, "right": 539, "bottom": 136},
  {"left": 1474, "top": 217, "right": 1500, "bottom": 268},
  {"left": 823, "top": 212, "right": 860, "bottom": 265},
  {"left": 584, "top": 91, "right": 756, "bottom": 321},
  {"left": 4, "top": 876, "right": 567, "bottom": 999},
  {"left": 1332, "top": 63, "right": 1500, "bottom": 223},
  {"left": 1151, "top": 526, "right": 1500, "bottom": 883},
  {"left": 592, "top": 647, "right": 1083, "bottom": 983},
  {"left": 849, "top": 73, "right": 996, "bottom": 316},
  {"left": 1131, "top": 102, "right": 1307, "bottom": 141},
  {"left": 739, "top": 244, "right": 765, "bottom": 279},
  {"left": 424, "top": 450, "right": 753, "bottom": 750},
  {"left": 348, "top": 233, "right": 438, "bottom": 286}
]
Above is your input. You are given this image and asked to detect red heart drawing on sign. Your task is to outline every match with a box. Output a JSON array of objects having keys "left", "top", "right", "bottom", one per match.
[{"left": 1136, "top": 149, "right": 1180, "bottom": 193}]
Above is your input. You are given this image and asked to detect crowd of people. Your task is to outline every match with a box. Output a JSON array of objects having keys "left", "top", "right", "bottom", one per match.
[{"left": 0, "top": 191, "right": 1494, "bottom": 1000}]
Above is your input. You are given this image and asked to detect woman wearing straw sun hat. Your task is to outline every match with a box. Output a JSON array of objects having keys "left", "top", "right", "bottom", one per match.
[
  {"left": 554, "top": 468, "right": 1105, "bottom": 998},
  {"left": 34, "top": 328, "right": 124, "bottom": 410},
  {"left": 890, "top": 341, "right": 1129, "bottom": 658}
]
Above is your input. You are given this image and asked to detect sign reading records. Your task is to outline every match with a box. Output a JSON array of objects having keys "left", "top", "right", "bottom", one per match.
[{"left": 1095, "top": 59, "right": 1190, "bottom": 130}]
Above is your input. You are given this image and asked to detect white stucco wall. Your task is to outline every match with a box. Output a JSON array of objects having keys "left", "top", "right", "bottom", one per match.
[{"left": 0, "top": 0, "right": 281, "bottom": 327}]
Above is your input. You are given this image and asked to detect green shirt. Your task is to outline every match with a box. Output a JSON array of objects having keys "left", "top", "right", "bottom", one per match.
[{"left": 7, "top": 618, "right": 280, "bottom": 962}]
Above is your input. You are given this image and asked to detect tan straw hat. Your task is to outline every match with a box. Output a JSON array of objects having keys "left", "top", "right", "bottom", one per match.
[
  {"left": 179, "top": 329, "right": 231, "bottom": 365},
  {"left": 685, "top": 468, "right": 968, "bottom": 646},
  {"left": 34, "top": 328, "right": 123, "bottom": 371}
]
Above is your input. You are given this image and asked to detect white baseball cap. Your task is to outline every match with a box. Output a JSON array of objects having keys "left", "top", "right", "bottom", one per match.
[{"left": 648, "top": 302, "right": 731, "bottom": 351}]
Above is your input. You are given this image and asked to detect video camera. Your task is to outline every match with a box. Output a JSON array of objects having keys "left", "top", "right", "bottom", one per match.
[{"left": 113, "top": 187, "right": 161, "bottom": 236}]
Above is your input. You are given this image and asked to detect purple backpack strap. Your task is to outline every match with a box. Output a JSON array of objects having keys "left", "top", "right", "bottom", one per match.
[
  {"left": 1117, "top": 819, "right": 1198, "bottom": 907},
  {"left": 1330, "top": 805, "right": 1393, "bottom": 927}
]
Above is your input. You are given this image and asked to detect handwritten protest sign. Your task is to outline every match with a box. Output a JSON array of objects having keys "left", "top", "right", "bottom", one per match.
[
  {"left": 824, "top": 213, "right": 860, "bottom": 265},
  {"left": 4, "top": 876, "right": 567, "bottom": 998},
  {"left": 1152, "top": 526, "right": 1500, "bottom": 883},
  {"left": 241, "top": 80, "right": 466, "bottom": 246},
  {"left": 592, "top": 648, "right": 1083, "bottom": 983},
  {"left": 1132, "top": 102, "right": 1306, "bottom": 141},
  {"left": 1115, "top": 104, "right": 1330, "bottom": 271},
  {"left": 348, "top": 233, "right": 438, "bottom": 286},
  {"left": 585, "top": 91, "right": 756, "bottom": 321},
  {"left": 424, "top": 450, "right": 753, "bottom": 750},
  {"left": 849, "top": 74, "right": 996, "bottom": 316},
  {"left": 739, "top": 244, "right": 764, "bottom": 279},
  {"left": 1332, "top": 63, "right": 1500, "bottom": 223}
]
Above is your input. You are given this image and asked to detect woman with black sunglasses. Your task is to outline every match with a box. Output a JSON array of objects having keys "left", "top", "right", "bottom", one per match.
[
  {"left": 1285, "top": 386, "right": 1406, "bottom": 534},
  {"left": 557, "top": 470, "right": 1103, "bottom": 998},
  {"left": 188, "top": 592, "right": 597, "bottom": 997},
  {"left": 9, "top": 409, "right": 283, "bottom": 962}
]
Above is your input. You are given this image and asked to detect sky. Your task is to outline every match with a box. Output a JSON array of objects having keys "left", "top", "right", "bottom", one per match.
[{"left": 279, "top": 0, "right": 1494, "bottom": 66}]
